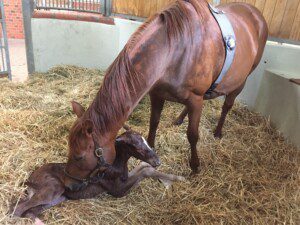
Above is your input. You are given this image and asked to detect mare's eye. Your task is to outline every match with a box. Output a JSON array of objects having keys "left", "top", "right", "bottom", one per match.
[{"left": 74, "top": 155, "right": 84, "bottom": 161}]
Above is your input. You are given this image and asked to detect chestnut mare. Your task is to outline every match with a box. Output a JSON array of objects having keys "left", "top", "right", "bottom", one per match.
[{"left": 64, "top": 0, "right": 268, "bottom": 190}]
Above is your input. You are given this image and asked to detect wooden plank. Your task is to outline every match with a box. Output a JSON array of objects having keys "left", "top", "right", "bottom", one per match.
[
  {"left": 278, "top": 0, "right": 300, "bottom": 39},
  {"left": 290, "top": 1, "right": 300, "bottom": 41},
  {"left": 156, "top": 0, "right": 173, "bottom": 12},
  {"left": 268, "top": 0, "right": 288, "bottom": 37},
  {"left": 112, "top": 0, "right": 139, "bottom": 16},
  {"left": 262, "top": 0, "right": 277, "bottom": 25},
  {"left": 255, "top": 0, "right": 267, "bottom": 13},
  {"left": 136, "top": 0, "right": 157, "bottom": 17}
]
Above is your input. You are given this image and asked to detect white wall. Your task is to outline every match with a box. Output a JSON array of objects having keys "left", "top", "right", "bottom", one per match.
[
  {"left": 239, "top": 42, "right": 300, "bottom": 148},
  {"left": 32, "top": 18, "right": 141, "bottom": 72}
]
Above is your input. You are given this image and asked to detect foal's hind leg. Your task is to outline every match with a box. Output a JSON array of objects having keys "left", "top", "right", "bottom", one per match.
[
  {"left": 147, "top": 93, "right": 165, "bottom": 148},
  {"left": 112, "top": 163, "right": 184, "bottom": 197},
  {"left": 22, "top": 196, "right": 67, "bottom": 219},
  {"left": 214, "top": 82, "right": 246, "bottom": 138},
  {"left": 12, "top": 188, "right": 64, "bottom": 217}
]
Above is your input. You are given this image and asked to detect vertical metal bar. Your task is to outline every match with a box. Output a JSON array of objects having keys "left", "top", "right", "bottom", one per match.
[
  {"left": 105, "top": 0, "right": 111, "bottom": 16},
  {"left": 0, "top": 1, "right": 12, "bottom": 80},
  {"left": 22, "top": 0, "right": 35, "bottom": 75},
  {"left": 0, "top": 38, "right": 6, "bottom": 72},
  {"left": 100, "top": 0, "right": 105, "bottom": 15}
]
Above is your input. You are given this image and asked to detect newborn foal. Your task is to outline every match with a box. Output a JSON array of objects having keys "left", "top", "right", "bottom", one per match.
[{"left": 11, "top": 129, "right": 184, "bottom": 221}]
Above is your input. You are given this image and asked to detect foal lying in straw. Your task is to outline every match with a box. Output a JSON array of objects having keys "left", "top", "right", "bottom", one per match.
[{"left": 10, "top": 128, "right": 184, "bottom": 223}]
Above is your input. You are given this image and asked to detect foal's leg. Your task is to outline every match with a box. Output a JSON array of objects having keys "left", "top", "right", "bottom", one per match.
[
  {"left": 12, "top": 189, "right": 64, "bottom": 217},
  {"left": 112, "top": 163, "right": 184, "bottom": 197},
  {"left": 22, "top": 196, "right": 66, "bottom": 219},
  {"left": 173, "top": 107, "right": 188, "bottom": 125},
  {"left": 186, "top": 96, "right": 204, "bottom": 173},
  {"left": 147, "top": 93, "right": 165, "bottom": 147},
  {"left": 214, "top": 82, "right": 245, "bottom": 138}
]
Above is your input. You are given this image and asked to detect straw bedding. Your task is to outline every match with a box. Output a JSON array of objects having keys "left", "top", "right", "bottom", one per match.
[{"left": 0, "top": 66, "right": 299, "bottom": 225}]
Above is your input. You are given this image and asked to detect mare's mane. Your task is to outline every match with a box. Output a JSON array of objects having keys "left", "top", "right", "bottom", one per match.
[{"left": 70, "top": 0, "right": 208, "bottom": 141}]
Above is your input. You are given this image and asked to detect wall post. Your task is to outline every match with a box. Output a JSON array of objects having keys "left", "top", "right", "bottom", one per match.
[
  {"left": 213, "top": 0, "right": 221, "bottom": 5},
  {"left": 105, "top": 0, "right": 112, "bottom": 17},
  {"left": 22, "top": 0, "right": 35, "bottom": 74}
]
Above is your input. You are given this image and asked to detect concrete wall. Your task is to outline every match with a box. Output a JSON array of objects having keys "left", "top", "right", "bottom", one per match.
[
  {"left": 32, "top": 18, "right": 140, "bottom": 72},
  {"left": 31, "top": 18, "right": 299, "bottom": 148},
  {"left": 238, "top": 42, "right": 300, "bottom": 148}
]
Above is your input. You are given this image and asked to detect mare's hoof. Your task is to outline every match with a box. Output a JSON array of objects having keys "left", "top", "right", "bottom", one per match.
[
  {"left": 189, "top": 163, "right": 201, "bottom": 175},
  {"left": 173, "top": 118, "right": 184, "bottom": 126},
  {"left": 214, "top": 131, "right": 223, "bottom": 139}
]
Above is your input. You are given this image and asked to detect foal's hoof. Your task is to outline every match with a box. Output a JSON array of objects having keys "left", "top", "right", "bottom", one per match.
[
  {"left": 34, "top": 218, "right": 45, "bottom": 225},
  {"left": 173, "top": 118, "right": 184, "bottom": 126}
]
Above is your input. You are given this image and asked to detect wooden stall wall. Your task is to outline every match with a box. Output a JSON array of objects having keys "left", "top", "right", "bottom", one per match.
[
  {"left": 112, "top": 0, "right": 300, "bottom": 41},
  {"left": 221, "top": 0, "right": 300, "bottom": 41},
  {"left": 112, "top": 0, "right": 213, "bottom": 18}
]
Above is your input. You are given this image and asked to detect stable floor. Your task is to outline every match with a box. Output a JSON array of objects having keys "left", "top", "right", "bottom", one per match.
[{"left": 0, "top": 66, "right": 299, "bottom": 224}]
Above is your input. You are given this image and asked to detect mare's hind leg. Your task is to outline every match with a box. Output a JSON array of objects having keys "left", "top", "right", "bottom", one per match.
[
  {"left": 214, "top": 82, "right": 246, "bottom": 138},
  {"left": 147, "top": 93, "right": 165, "bottom": 148},
  {"left": 173, "top": 107, "right": 188, "bottom": 125}
]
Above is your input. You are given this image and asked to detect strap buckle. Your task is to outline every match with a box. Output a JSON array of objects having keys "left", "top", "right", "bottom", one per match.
[{"left": 95, "top": 147, "right": 103, "bottom": 158}]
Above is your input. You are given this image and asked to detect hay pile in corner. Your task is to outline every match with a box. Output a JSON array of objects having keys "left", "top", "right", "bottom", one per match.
[{"left": 0, "top": 66, "right": 299, "bottom": 225}]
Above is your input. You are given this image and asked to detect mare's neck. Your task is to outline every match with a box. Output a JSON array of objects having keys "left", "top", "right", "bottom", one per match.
[{"left": 87, "top": 18, "right": 169, "bottom": 142}]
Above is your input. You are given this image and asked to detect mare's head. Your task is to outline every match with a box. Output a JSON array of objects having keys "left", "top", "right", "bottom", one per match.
[
  {"left": 116, "top": 125, "right": 161, "bottom": 167},
  {"left": 64, "top": 101, "right": 116, "bottom": 191}
]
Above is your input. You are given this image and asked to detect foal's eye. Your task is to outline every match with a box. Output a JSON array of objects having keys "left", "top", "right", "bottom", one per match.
[{"left": 74, "top": 155, "right": 84, "bottom": 161}]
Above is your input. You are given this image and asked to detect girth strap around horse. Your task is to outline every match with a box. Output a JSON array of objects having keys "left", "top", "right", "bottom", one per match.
[{"left": 205, "top": 4, "right": 236, "bottom": 95}]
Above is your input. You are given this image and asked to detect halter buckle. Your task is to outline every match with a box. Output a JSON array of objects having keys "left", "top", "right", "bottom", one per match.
[{"left": 95, "top": 147, "right": 103, "bottom": 158}]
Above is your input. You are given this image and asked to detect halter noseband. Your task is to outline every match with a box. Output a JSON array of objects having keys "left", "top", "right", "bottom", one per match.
[{"left": 64, "top": 135, "right": 110, "bottom": 188}]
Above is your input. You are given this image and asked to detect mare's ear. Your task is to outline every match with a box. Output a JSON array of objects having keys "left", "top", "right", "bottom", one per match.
[
  {"left": 82, "top": 119, "right": 94, "bottom": 137},
  {"left": 71, "top": 101, "right": 85, "bottom": 118}
]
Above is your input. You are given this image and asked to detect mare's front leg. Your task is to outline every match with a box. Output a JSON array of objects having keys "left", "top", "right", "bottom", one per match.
[
  {"left": 186, "top": 95, "right": 204, "bottom": 173},
  {"left": 147, "top": 93, "right": 165, "bottom": 148}
]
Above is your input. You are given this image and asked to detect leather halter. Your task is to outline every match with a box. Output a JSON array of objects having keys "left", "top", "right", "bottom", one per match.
[
  {"left": 64, "top": 135, "right": 110, "bottom": 187},
  {"left": 206, "top": 4, "right": 236, "bottom": 95}
]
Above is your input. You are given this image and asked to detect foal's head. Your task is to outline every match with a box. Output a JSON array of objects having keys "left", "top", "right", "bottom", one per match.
[{"left": 116, "top": 126, "right": 161, "bottom": 167}]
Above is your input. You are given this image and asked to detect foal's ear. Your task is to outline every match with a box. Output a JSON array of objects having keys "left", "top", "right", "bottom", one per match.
[
  {"left": 123, "top": 124, "right": 131, "bottom": 131},
  {"left": 82, "top": 119, "right": 94, "bottom": 136},
  {"left": 71, "top": 101, "right": 85, "bottom": 118}
]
